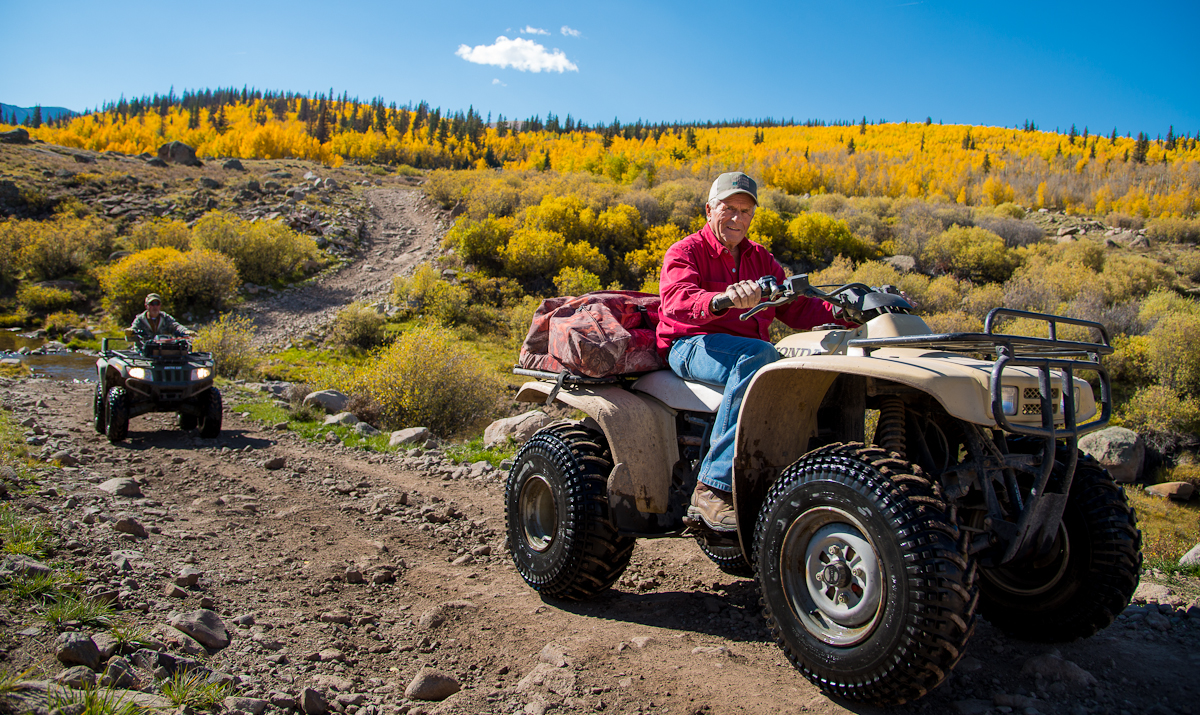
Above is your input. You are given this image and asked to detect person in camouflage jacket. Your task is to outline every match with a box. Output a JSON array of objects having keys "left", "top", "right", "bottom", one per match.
[{"left": 129, "top": 293, "right": 192, "bottom": 348}]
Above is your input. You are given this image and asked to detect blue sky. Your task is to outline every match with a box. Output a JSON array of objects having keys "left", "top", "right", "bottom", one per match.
[{"left": 3, "top": 0, "right": 1196, "bottom": 137}]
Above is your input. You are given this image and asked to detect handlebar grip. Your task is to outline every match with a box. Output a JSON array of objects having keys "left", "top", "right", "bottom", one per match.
[{"left": 712, "top": 294, "right": 734, "bottom": 313}]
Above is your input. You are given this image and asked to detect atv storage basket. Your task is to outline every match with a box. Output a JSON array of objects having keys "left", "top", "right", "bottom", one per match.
[{"left": 143, "top": 340, "right": 189, "bottom": 360}]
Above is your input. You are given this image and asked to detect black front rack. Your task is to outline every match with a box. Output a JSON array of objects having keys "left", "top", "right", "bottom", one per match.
[{"left": 854, "top": 309, "right": 1113, "bottom": 535}]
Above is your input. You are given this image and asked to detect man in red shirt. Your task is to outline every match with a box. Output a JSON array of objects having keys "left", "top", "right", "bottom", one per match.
[{"left": 657, "top": 172, "right": 844, "bottom": 532}]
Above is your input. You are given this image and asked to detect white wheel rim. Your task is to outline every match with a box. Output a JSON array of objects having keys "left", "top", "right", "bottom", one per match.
[
  {"left": 519, "top": 474, "right": 558, "bottom": 553},
  {"left": 780, "top": 506, "right": 885, "bottom": 646}
]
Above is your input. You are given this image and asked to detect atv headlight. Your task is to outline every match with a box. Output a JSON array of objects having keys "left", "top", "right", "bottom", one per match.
[
  {"left": 1000, "top": 385, "right": 1018, "bottom": 415},
  {"left": 128, "top": 367, "right": 148, "bottom": 380},
  {"left": 191, "top": 367, "right": 212, "bottom": 381}
]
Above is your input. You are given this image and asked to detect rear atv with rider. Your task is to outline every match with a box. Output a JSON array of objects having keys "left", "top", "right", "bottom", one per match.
[{"left": 505, "top": 274, "right": 1140, "bottom": 705}]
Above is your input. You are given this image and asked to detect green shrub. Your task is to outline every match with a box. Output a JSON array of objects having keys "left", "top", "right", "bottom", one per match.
[
  {"left": 553, "top": 267, "right": 602, "bottom": 295},
  {"left": 191, "top": 211, "right": 321, "bottom": 285},
  {"left": 193, "top": 313, "right": 258, "bottom": 379},
  {"left": 337, "top": 324, "right": 501, "bottom": 435},
  {"left": 508, "top": 295, "right": 543, "bottom": 345},
  {"left": 43, "top": 311, "right": 84, "bottom": 335},
  {"left": 128, "top": 218, "right": 192, "bottom": 251},
  {"left": 1147, "top": 217, "right": 1200, "bottom": 244},
  {"left": 12, "top": 215, "right": 115, "bottom": 281},
  {"left": 17, "top": 284, "right": 75, "bottom": 313},
  {"left": 1107, "top": 212, "right": 1144, "bottom": 231},
  {"left": 441, "top": 216, "right": 515, "bottom": 274},
  {"left": 748, "top": 207, "right": 787, "bottom": 252},
  {"left": 623, "top": 224, "right": 683, "bottom": 281},
  {"left": 1118, "top": 385, "right": 1200, "bottom": 450},
  {"left": 923, "top": 225, "right": 1017, "bottom": 283},
  {"left": 1143, "top": 312, "right": 1200, "bottom": 394},
  {"left": 778, "top": 212, "right": 878, "bottom": 267},
  {"left": 992, "top": 202, "right": 1027, "bottom": 219},
  {"left": 99, "top": 247, "right": 239, "bottom": 324},
  {"left": 330, "top": 302, "right": 386, "bottom": 349},
  {"left": 501, "top": 228, "right": 608, "bottom": 282},
  {"left": 923, "top": 311, "right": 984, "bottom": 334}
]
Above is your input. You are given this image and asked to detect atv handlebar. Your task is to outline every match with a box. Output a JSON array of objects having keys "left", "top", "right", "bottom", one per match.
[{"left": 711, "top": 275, "right": 912, "bottom": 325}]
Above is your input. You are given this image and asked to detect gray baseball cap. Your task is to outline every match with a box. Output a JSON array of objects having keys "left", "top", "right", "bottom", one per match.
[{"left": 709, "top": 172, "right": 758, "bottom": 204}]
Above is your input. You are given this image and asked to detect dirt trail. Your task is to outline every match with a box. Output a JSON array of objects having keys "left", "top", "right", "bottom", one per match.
[
  {"left": 243, "top": 188, "right": 447, "bottom": 348},
  {"left": 3, "top": 377, "right": 1199, "bottom": 715}
]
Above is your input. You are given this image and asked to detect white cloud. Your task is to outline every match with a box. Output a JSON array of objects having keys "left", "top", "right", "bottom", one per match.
[
  {"left": 456, "top": 36, "right": 579, "bottom": 73},
  {"left": 520, "top": 25, "right": 549, "bottom": 35},
  {"left": 492, "top": 78, "right": 506, "bottom": 86},
  {"left": 561, "top": 25, "right": 581, "bottom": 37}
]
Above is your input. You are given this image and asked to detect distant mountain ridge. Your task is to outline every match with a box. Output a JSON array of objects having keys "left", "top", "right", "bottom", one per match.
[{"left": 1, "top": 103, "right": 77, "bottom": 125}]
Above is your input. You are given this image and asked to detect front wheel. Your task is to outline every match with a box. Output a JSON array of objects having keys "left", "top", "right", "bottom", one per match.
[
  {"left": 755, "top": 443, "right": 976, "bottom": 706},
  {"left": 198, "top": 387, "right": 222, "bottom": 439},
  {"left": 105, "top": 387, "right": 129, "bottom": 443},
  {"left": 505, "top": 422, "right": 634, "bottom": 601},
  {"left": 93, "top": 383, "right": 107, "bottom": 434},
  {"left": 977, "top": 454, "right": 1141, "bottom": 642}
]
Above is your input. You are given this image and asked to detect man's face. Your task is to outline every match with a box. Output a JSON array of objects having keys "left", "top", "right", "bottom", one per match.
[
  {"left": 146, "top": 300, "right": 162, "bottom": 318},
  {"left": 705, "top": 193, "right": 757, "bottom": 249}
]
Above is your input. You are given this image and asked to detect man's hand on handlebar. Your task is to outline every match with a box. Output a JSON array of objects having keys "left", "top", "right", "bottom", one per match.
[{"left": 712, "top": 280, "right": 761, "bottom": 314}]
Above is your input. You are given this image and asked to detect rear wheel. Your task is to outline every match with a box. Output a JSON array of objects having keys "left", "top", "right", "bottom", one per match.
[
  {"left": 93, "top": 383, "right": 107, "bottom": 434},
  {"left": 978, "top": 454, "right": 1141, "bottom": 642},
  {"left": 105, "top": 387, "right": 129, "bottom": 443},
  {"left": 755, "top": 443, "right": 976, "bottom": 705},
  {"left": 699, "top": 540, "right": 754, "bottom": 577},
  {"left": 505, "top": 422, "right": 634, "bottom": 600},
  {"left": 198, "top": 387, "right": 222, "bottom": 439}
]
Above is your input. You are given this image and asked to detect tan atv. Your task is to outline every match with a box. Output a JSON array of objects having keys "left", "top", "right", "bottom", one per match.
[{"left": 505, "top": 274, "right": 1141, "bottom": 706}]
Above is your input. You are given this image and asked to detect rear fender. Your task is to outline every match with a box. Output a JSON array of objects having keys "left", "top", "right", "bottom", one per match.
[{"left": 514, "top": 382, "right": 677, "bottom": 513}]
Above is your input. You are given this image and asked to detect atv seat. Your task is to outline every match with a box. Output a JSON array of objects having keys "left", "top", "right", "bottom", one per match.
[{"left": 631, "top": 370, "right": 723, "bottom": 413}]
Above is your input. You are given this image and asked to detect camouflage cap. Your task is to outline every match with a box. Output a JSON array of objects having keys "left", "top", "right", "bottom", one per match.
[
  {"left": 708, "top": 172, "right": 758, "bottom": 205},
  {"left": 145, "top": 293, "right": 162, "bottom": 304}
]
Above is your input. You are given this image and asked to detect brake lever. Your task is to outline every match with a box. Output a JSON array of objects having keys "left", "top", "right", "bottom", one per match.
[{"left": 739, "top": 291, "right": 797, "bottom": 321}]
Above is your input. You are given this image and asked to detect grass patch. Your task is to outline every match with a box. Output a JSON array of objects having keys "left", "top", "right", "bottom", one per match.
[
  {"left": 3, "top": 571, "right": 79, "bottom": 603},
  {"left": 0, "top": 668, "right": 32, "bottom": 695},
  {"left": 0, "top": 506, "right": 54, "bottom": 557},
  {"left": 445, "top": 436, "right": 517, "bottom": 469},
  {"left": 50, "top": 683, "right": 148, "bottom": 715},
  {"left": 39, "top": 593, "right": 115, "bottom": 628},
  {"left": 108, "top": 620, "right": 158, "bottom": 653},
  {"left": 256, "top": 345, "right": 371, "bottom": 384},
  {"left": 1126, "top": 487, "right": 1200, "bottom": 577},
  {"left": 227, "top": 391, "right": 397, "bottom": 453},
  {"left": 158, "top": 669, "right": 233, "bottom": 709}
]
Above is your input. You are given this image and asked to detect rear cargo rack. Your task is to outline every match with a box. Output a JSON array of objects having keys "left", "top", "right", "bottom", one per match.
[{"left": 513, "top": 367, "right": 635, "bottom": 405}]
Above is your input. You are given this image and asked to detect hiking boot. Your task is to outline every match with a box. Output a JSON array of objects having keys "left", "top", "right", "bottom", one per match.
[{"left": 688, "top": 483, "right": 737, "bottom": 532}]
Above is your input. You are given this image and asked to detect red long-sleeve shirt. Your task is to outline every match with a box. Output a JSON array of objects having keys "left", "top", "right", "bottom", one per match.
[{"left": 656, "top": 224, "right": 844, "bottom": 356}]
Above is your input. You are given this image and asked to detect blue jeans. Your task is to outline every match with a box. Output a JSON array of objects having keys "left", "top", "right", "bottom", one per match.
[{"left": 668, "top": 334, "right": 780, "bottom": 492}]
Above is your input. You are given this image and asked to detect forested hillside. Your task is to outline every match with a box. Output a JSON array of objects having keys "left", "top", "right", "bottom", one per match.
[{"left": 7, "top": 88, "right": 1198, "bottom": 219}]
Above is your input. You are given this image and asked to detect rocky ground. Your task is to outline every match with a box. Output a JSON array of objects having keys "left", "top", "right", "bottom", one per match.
[{"left": 1, "top": 377, "right": 1199, "bottom": 715}]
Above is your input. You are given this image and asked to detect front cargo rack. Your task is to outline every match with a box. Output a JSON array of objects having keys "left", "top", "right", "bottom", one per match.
[{"left": 854, "top": 308, "right": 1113, "bottom": 539}]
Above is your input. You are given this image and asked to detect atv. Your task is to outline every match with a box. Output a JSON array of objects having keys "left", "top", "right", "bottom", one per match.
[
  {"left": 504, "top": 274, "right": 1141, "bottom": 705},
  {"left": 93, "top": 333, "right": 223, "bottom": 443}
]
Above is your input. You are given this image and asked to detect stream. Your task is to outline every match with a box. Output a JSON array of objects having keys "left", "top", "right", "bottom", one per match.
[{"left": 0, "top": 329, "right": 99, "bottom": 382}]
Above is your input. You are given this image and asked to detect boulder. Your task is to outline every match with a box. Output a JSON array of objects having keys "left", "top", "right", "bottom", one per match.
[
  {"left": 299, "top": 687, "right": 327, "bottom": 715},
  {"left": 0, "top": 554, "right": 52, "bottom": 580},
  {"left": 390, "top": 427, "right": 431, "bottom": 448},
  {"left": 198, "top": 177, "right": 222, "bottom": 190},
  {"left": 0, "top": 127, "right": 31, "bottom": 144},
  {"left": 1079, "top": 427, "right": 1143, "bottom": 483},
  {"left": 1180, "top": 543, "right": 1200, "bottom": 567},
  {"left": 323, "top": 412, "right": 359, "bottom": 426},
  {"left": 404, "top": 667, "right": 460, "bottom": 701},
  {"left": 303, "top": 390, "right": 349, "bottom": 414},
  {"left": 167, "top": 609, "right": 230, "bottom": 650},
  {"left": 146, "top": 157, "right": 168, "bottom": 168},
  {"left": 157, "top": 141, "right": 202, "bottom": 167},
  {"left": 353, "top": 422, "right": 380, "bottom": 436},
  {"left": 1020, "top": 652, "right": 1096, "bottom": 689},
  {"left": 484, "top": 411, "right": 556, "bottom": 448},
  {"left": 54, "top": 665, "right": 97, "bottom": 688},
  {"left": 63, "top": 328, "right": 95, "bottom": 342},
  {"left": 222, "top": 158, "right": 245, "bottom": 171},
  {"left": 56, "top": 632, "right": 101, "bottom": 670},
  {"left": 98, "top": 477, "right": 142, "bottom": 497},
  {"left": 1146, "top": 481, "right": 1194, "bottom": 501}
]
